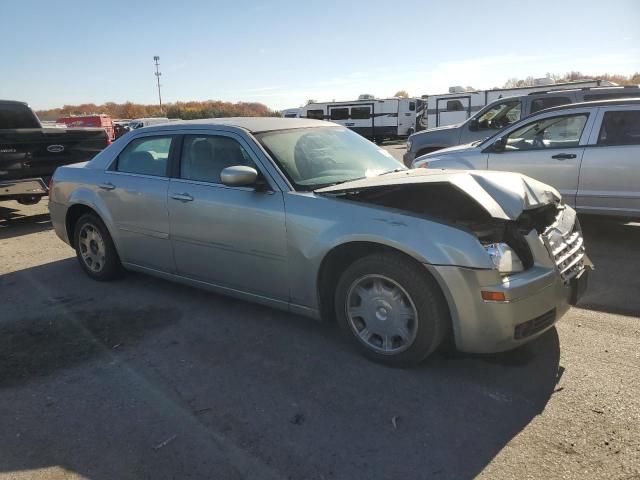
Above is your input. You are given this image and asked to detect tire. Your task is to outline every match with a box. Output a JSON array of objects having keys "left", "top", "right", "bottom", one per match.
[
  {"left": 73, "top": 213, "right": 122, "bottom": 281},
  {"left": 335, "top": 253, "right": 449, "bottom": 366},
  {"left": 17, "top": 195, "right": 41, "bottom": 205}
]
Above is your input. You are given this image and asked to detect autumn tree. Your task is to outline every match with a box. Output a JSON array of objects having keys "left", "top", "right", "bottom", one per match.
[{"left": 394, "top": 90, "right": 409, "bottom": 98}]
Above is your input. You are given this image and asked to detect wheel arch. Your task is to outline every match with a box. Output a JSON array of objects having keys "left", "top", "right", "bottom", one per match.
[{"left": 316, "top": 241, "right": 449, "bottom": 322}]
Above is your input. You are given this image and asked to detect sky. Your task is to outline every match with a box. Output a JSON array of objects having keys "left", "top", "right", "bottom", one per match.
[{"left": 1, "top": 0, "right": 639, "bottom": 111}]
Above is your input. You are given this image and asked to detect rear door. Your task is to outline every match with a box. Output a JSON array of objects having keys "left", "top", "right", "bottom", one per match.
[
  {"left": 99, "top": 133, "right": 175, "bottom": 272},
  {"left": 577, "top": 106, "right": 640, "bottom": 216},
  {"left": 486, "top": 110, "right": 594, "bottom": 206}
]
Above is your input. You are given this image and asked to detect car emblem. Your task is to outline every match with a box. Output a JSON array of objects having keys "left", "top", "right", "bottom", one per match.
[{"left": 47, "top": 144, "right": 65, "bottom": 153}]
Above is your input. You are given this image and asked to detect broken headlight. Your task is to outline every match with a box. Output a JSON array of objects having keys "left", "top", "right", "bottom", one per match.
[{"left": 484, "top": 243, "right": 524, "bottom": 275}]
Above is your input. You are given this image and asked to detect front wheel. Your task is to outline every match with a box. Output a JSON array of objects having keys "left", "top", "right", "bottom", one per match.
[
  {"left": 335, "top": 254, "right": 449, "bottom": 366},
  {"left": 73, "top": 213, "right": 122, "bottom": 281}
]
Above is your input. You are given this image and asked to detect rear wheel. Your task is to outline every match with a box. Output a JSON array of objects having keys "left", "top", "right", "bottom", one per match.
[
  {"left": 73, "top": 213, "right": 122, "bottom": 281},
  {"left": 335, "top": 253, "right": 449, "bottom": 366}
]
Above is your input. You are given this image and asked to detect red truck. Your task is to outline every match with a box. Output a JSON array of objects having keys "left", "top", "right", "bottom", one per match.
[{"left": 56, "top": 114, "right": 115, "bottom": 141}]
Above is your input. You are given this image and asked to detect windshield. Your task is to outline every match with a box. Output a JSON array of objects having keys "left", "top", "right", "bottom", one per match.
[{"left": 256, "top": 126, "right": 404, "bottom": 190}]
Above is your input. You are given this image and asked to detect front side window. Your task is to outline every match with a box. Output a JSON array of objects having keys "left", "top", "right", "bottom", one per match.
[
  {"left": 504, "top": 114, "right": 588, "bottom": 151},
  {"left": 598, "top": 110, "right": 640, "bottom": 146},
  {"left": 117, "top": 136, "right": 172, "bottom": 176},
  {"left": 351, "top": 107, "right": 371, "bottom": 120},
  {"left": 180, "top": 135, "right": 255, "bottom": 184},
  {"left": 476, "top": 100, "right": 521, "bottom": 130},
  {"left": 256, "top": 126, "right": 402, "bottom": 191},
  {"left": 530, "top": 96, "right": 571, "bottom": 114},
  {"left": 330, "top": 108, "right": 349, "bottom": 121},
  {"left": 306, "top": 109, "right": 324, "bottom": 120}
]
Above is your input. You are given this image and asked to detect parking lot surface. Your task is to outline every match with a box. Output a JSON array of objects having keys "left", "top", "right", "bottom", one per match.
[{"left": 1, "top": 146, "right": 639, "bottom": 479}]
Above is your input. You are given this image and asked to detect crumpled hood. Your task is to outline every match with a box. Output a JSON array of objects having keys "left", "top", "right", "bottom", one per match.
[{"left": 315, "top": 169, "right": 560, "bottom": 221}]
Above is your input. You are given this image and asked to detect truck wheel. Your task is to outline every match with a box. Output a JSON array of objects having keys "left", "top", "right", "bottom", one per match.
[
  {"left": 73, "top": 213, "right": 122, "bottom": 281},
  {"left": 17, "top": 196, "right": 41, "bottom": 206},
  {"left": 335, "top": 253, "right": 449, "bottom": 366}
]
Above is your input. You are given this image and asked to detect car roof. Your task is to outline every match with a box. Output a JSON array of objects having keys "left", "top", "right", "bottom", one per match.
[
  {"left": 143, "top": 117, "right": 332, "bottom": 134},
  {"left": 535, "top": 97, "right": 640, "bottom": 114}
]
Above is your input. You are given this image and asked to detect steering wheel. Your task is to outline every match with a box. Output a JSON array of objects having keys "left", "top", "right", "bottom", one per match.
[{"left": 532, "top": 134, "right": 545, "bottom": 149}]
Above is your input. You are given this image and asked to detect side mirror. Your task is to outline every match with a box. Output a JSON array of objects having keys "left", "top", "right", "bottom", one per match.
[
  {"left": 492, "top": 137, "right": 507, "bottom": 152},
  {"left": 220, "top": 165, "right": 258, "bottom": 187},
  {"left": 468, "top": 118, "right": 479, "bottom": 131}
]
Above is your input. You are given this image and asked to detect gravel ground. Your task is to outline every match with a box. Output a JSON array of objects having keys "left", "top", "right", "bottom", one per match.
[{"left": 0, "top": 151, "right": 639, "bottom": 479}]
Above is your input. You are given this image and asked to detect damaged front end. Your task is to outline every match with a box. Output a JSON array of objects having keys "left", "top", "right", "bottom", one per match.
[{"left": 316, "top": 170, "right": 592, "bottom": 288}]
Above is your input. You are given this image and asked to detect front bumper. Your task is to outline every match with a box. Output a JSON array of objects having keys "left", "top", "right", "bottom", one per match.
[
  {"left": 402, "top": 151, "right": 416, "bottom": 168},
  {"left": 427, "top": 204, "right": 591, "bottom": 353},
  {"left": 428, "top": 264, "right": 586, "bottom": 353}
]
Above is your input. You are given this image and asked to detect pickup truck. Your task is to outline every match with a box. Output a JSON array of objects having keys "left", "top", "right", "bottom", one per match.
[{"left": 1, "top": 100, "right": 110, "bottom": 205}]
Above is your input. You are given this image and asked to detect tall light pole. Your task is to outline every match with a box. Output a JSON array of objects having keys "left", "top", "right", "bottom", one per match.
[{"left": 153, "top": 56, "right": 163, "bottom": 114}]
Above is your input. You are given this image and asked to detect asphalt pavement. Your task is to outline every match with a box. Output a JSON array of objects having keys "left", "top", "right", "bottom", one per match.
[{"left": 0, "top": 145, "right": 638, "bottom": 479}]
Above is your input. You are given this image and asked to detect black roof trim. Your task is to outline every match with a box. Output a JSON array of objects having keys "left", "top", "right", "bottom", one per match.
[{"left": 535, "top": 97, "right": 640, "bottom": 114}]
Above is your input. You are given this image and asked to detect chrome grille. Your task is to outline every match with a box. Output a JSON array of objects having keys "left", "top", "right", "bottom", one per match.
[{"left": 544, "top": 219, "right": 586, "bottom": 284}]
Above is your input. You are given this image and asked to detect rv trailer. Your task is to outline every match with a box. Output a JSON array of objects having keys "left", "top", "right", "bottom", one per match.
[{"left": 300, "top": 95, "right": 424, "bottom": 141}]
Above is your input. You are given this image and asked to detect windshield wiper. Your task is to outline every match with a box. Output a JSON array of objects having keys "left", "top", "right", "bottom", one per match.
[{"left": 312, "top": 176, "right": 367, "bottom": 190}]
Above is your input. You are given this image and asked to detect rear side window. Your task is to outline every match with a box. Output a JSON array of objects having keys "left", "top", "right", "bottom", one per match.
[
  {"left": 180, "top": 135, "right": 255, "bottom": 184},
  {"left": 117, "top": 136, "right": 172, "bottom": 176},
  {"left": 530, "top": 96, "right": 572, "bottom": 113},
  {"left": 0, "top": 103, "right": 40, "bottom": 129},
  {"left": 330, "top": 108, "right": 349, "bottom": 120},
  {"left": 351, "top": 107, "right": 371, "bottom": 119},
  {"left": 306, "top": 109, "right": 324, "bottom": 120},
  {"left": 598, "top": 110, "right": 640, "bottom": 146}
]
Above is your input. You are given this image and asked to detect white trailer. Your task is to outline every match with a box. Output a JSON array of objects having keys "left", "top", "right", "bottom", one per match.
[
  {"left": 421, "top": 79, "right": 612, "bottom": 129},
  {"left": 281, "top": 108, "right": 301, "bottom": 118},
  {"left": 300, "top": 95, "right": 424, "bottom": 141}
]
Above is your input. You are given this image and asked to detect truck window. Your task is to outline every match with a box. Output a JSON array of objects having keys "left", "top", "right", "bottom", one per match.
[
  {"left": 477, "top": 100, "right": 521, "bottom": 130},
  {"left": 0, "top": 103, "right": 40, "bottom": 129},
  {"left": 306, "top": 109, "right": 324, "bottom": 120},
  {"left": 584, "top": 92, "right": 640, "bottom": 101},
  {"left": 597, "top": 110, "right": 640, "bottom": 146},
  {"left": 530, "top": 96, "right": 572, "bottom": 114},
  {"left": 330, "top": 108, "right": 349, "bottom": 121},
  {"left": 351, "top": 107, "right": 371, "bottom": 120}
]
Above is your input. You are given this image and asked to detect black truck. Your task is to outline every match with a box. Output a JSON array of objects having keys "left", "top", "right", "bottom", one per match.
[{"left": 0, "top": 100, "right": 110, "bottom": 205}]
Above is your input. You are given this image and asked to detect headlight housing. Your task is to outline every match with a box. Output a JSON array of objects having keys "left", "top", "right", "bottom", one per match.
[{"left": 484, "top": 243, "right": 524, "bottom": 275}]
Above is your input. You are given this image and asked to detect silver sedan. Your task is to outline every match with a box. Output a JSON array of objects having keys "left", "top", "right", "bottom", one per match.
[{"left": 49, "top": 118, "right": 591, "bottom": 366}]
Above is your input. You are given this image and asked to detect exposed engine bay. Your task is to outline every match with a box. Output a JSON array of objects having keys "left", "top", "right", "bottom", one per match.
[{"left": 327, "top": 182, "right": 563, "bottom": 272}]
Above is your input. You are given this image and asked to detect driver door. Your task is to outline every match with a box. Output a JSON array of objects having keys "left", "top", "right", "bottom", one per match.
[
  {"left": 486, "top": 112, "right": 592, "bottom": 207},
  {"left": 167, "top": 132, "right": 289, "bottom": 301}
]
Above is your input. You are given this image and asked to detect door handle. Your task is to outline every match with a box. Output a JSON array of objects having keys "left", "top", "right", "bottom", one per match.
[
  {"left": 98, "top": 182, "right": 115, "bottom": 190},
  {"left": 551, "top": 153, "right": 577, "bottom": 160},
  {"left": 171, "top": 193, "right": 194, "bottom": 202}
]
